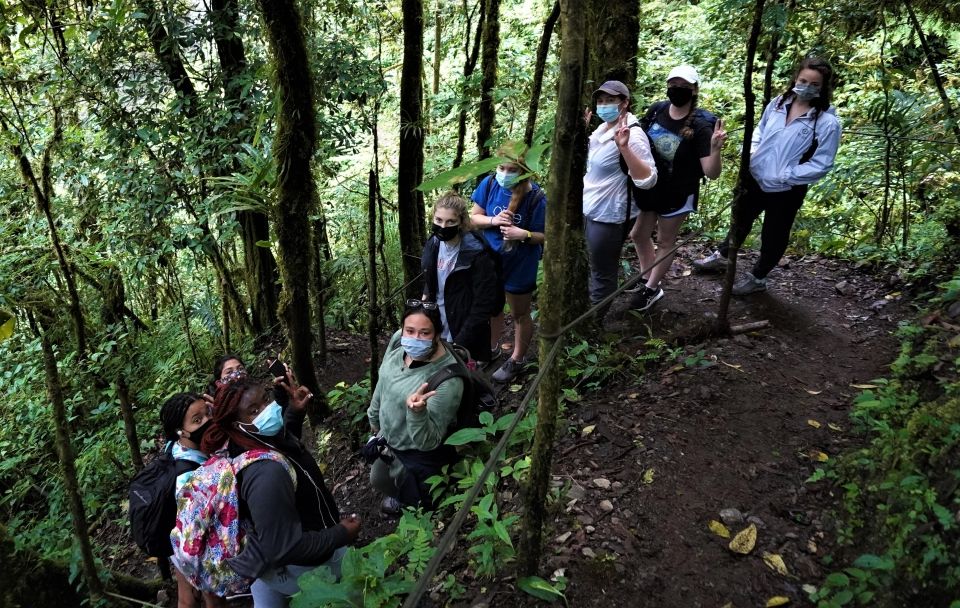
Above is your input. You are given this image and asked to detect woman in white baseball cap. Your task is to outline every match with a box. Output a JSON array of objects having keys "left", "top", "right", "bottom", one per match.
[{"left": 626, "top": 64, "right": 727, "bottom": 311}]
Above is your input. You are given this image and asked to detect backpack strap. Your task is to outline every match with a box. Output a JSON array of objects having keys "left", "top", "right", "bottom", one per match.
[{"left": 798, "top": 109, "right": 821, "bottom": 165}]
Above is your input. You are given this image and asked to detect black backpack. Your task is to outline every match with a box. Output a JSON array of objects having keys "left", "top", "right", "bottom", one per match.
[
  {"left": 389, "top": 339, "right": 498, "bottom": 431},
  {"left": 129, "top": 444, "right": 199, "bottom": 577},
  {"left": 426, "top": 341, "right": 498, "bottom": 432},
  {"left": 620, "top": 101, "right": 718, "bottom": 216}
]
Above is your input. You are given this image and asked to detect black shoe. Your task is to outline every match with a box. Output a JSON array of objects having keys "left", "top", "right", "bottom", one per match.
[
  {"left": 380, "top": 496, "right": 402, "bottom": 516},
  {"left": 629, "top": 286, "right": 664, "bottom": 311}
]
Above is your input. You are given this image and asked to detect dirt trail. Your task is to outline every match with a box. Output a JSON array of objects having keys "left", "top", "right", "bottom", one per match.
[{"left": 505, "top": 245, "right": 904, "bottom": 607}]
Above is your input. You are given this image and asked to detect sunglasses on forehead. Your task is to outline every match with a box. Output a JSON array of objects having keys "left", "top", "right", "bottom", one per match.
[{"left": 405, "top": 299, "right": 439, "bottom": 311}]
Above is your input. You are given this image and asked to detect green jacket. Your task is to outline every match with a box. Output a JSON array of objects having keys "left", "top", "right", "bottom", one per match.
[{"left": 367, "top": 331, "right": 464, "bottom": 452}]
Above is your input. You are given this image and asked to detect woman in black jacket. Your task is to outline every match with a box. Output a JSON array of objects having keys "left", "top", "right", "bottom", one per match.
[
  {"left": 201, "top": 377, "right": 360, "bottom": 606},
  {"left": 421, "top": 191, "right": 500, "bottom": 362}
]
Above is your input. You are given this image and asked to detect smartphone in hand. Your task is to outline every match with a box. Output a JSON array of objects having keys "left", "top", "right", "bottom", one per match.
[{"left": 268, "top": 358, "right": 288, "bottom": 383}]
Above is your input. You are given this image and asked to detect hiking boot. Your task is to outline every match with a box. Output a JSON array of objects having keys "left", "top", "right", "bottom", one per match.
[
  {"left": 693, "top": 250, "right": 728, "bottom": 273},
  {"left": 732, "top": 272, "right": 767, "bottom": 296},
  {"left": 492, "top": 357, "right": 526, "bottom": 383},
  {"left": 380, "top": 496, "right": 402, "bottom": 516},
  {"left": 629, "top": 286, "right": 665, "bottom": 312}
]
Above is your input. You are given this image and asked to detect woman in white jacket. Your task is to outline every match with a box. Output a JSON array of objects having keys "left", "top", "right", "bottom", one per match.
[{"left": 694, "top": 56, "right": 841, "bottom": 295}]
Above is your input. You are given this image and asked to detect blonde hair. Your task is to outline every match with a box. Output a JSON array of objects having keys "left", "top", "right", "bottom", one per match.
[{"left": 432, "top": 191, "right": 470, "bottom": 230}]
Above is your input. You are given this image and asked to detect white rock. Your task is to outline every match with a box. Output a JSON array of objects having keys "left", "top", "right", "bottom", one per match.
[
  {"left": 593, "top": 478, "right": 611, "bottom": 489},
  {"left": 599, "top": 500, "right": 614, "bottom": 512}
]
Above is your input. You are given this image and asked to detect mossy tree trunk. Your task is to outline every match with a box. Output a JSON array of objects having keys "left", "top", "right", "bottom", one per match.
[
  {"left": 254, "top": 0, "right": 328, "bottom": 418},
  {"left": 211, "top": 0, "right": 281, "bottom": 336},
  {"left": 518, "top": 0, "right": 588, "bottom": 575},
  {"left": 477, "top": 0, "right": 500, "bottom": 158},
  {"left": 398, "top": 0, "right": 427, "bottom": 295},
  {"left": 717, "top": 0, "right": 766, "bottom": 331},
  {"left": 28, "top": 311, "right": 105, "bottom": 603},
  {"left": 524, "top": 0, "right": 560, "bottom": 146},
  {"left": 586, "top": 0, "right": 638, "bottom": 90}
]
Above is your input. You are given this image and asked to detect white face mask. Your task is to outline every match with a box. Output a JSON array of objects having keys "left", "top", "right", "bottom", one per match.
[{"left": 792, "top": 83, "right": 821, "bottom": 101}]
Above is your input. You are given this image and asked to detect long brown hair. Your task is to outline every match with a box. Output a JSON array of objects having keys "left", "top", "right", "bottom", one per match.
[{"left": 778, "top": 56, "right": 834, "bottom": 113}]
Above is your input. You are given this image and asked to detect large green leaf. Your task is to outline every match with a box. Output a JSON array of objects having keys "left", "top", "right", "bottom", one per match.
[
  {"left": 518, "top": 576, "right": 565, "bottom": 603},
  {"left": 0, "top": 310, "right": 14, "bottom": 342},
  {"left": 444, "top": 427, "right": 487, "bottom": 445},
  {"left": 416, "top": 157, "right": 501, "bottom": 192}
]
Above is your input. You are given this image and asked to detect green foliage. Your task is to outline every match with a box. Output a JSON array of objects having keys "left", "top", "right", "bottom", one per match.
[
  {"left": 466, "top": 493, "right": 519, "bottom": 576},
  {"left": 518, "top": 575, "right": 568, "bottom": 604},
  {"left": 292, "top": 511, "right": 434, "bottom": 608},
  {"left": 814, "top": 275, "right": 960, "bottom": 606},
  {"left": 328, "top": 376, "right": 373, "bottom": 428}
]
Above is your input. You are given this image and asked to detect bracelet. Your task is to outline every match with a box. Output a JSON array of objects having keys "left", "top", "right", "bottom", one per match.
[
  {"left": 489, "top": 215, "right": 494, "bottom": 227},
  {"left": 523, "top": 230, "right": 532, "bottom": 244}
]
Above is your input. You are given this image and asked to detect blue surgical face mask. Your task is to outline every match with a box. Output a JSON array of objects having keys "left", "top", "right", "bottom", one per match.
[
  {"left": 792, "top": 83, "right": 820, "bottom": 101},
  {"left": 247, "top": 401, "right": 283, "bottom": 436},
  {"left": 596, "top": 103, "right": 620, "bottom": 123},
  {"left": 401, "top": 335, "right": 435, "bottom": 361},
  {"left": 495, "top": 169, "right": 520, "bottom": 190}
]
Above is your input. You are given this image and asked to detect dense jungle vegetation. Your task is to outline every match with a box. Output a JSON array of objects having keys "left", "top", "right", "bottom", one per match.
[{"left": 0, "top": 0, "right": 958, "bottom": 605}]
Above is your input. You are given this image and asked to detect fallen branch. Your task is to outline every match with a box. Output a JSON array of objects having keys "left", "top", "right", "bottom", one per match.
[{"left": 729, "top": 320, "right": 770, "bottom": 335}]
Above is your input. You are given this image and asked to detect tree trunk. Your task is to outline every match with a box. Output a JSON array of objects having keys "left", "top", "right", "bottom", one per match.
[
  {"left": 586, "top": 0, "right": 639, "bottom": 89},
  {"left": 518, "top": 0, "right": 587, "bottom": 575},
  {"left": 367, "top": 169, "right": 382, "bottom": 387},
  {"left": 453, "top": 0, "right": 484, "bottom": 169},
  {"left": 117, "top": 379, "right": 144, "bottom": 471},
  {"left": 433, "top": 0, "right": 442, "bottom": 95},
  {"left": 211, "top": 0, "right": 281, "bottom": 335},
  {"left": 524, "top": 1, "right": 560, "bottom": 146},
  {"left": 903, "top": 0, "right": 960, "bottom": 146},
  {"left": 398, "top": 0, "right": 427, "bottom": 296},
  {"left": 136, "top": 0, "right": 198, "bottom": 116},
  {"left": 477, "top": 0, "right": 500, "bottom": 159},
  {"left": 28, "top": 311, "right": 105, "bottom": 603},
  {"left": 254, "top": 0, "right": 328, "bottom": 418},
  {"left": 310, "top": 216, "right": 329, "bottom": 366},
  {"left": 2, "top": 109, "right": 88, "bottom": 358},
  {"left": 716, "top": 0, "right": 766, "bottom": 331}
]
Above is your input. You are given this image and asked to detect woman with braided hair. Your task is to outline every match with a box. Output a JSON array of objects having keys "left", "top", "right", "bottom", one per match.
[
  {"left": 158, "top": 393, "right": 226, "bottom": 608},
  {"left": 202, "top": 377, "right": 360, "bottom": 607},
  {"left": 627, "top": 65, "right": 727, "bottom": 311}
]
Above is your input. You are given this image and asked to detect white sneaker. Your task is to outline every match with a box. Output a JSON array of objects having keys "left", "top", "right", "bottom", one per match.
[{"left": 693, "top": 250, "right": 728, "bottom": 273}]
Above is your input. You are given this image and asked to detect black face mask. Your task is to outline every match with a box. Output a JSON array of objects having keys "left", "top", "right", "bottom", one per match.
[
  {"left": 432, "top": 223, "right": 460, "bottom": 242},
  {"left": 184, "top": 419, "right": 214, "bottom": 444},
  {"left": 667, "top": 86, "right": 695, "bottom": 107}
]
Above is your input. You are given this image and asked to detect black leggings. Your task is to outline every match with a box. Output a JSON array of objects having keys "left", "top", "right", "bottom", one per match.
[{"left": 718, "top": 179, "right": 808, "bottom": 279}]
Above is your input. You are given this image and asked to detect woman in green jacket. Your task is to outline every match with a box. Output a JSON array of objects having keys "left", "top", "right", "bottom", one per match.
[{"left": 366, "top": 302, "right": 464, "bottom": 515}]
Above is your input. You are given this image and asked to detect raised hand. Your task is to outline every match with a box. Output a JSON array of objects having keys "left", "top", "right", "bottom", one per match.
[
  {"left": 278, "top": 374, "right": 313, "bottom": 411},
  {"left": 614, "top": 113, "right": 631, "bottom": 148},
  {"left": 405, "top": 382, "right": 437, "bottom": 413},
  {"left": 711, "top": 118, "right": 728, "bottom": 152}
]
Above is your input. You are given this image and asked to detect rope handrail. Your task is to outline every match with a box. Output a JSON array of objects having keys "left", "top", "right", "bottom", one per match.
[{"left": 402, "top": 194, "right": 738, "bottom": 606}]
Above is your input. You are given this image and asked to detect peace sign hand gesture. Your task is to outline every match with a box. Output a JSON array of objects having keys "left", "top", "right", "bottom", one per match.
[
  {"left": 406, "top": 382, "right": 437, "bottom": 413},
  {"left": 613, "top": 113, "right": 631, "bottom": 149},
  {"left": 710, "top": 118, "right": 728, "bottom": 152}
]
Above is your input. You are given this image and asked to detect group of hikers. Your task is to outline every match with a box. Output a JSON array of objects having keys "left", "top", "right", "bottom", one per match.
[{"left": 135, "top": 56, "right": 841, "bottom": 607}]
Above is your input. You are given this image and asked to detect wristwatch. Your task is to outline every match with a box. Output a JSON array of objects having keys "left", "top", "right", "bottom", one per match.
[{"left": 523, "top": 230, "right": 532, "bottom": 244}]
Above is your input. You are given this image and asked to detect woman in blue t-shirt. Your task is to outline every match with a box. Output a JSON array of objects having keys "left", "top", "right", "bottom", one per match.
[
  {"left": 469, "top": 160, "right": 546, "bottom": 383},
  {"left": 628, "top": 65, "right": 726, "bottom": 311}
]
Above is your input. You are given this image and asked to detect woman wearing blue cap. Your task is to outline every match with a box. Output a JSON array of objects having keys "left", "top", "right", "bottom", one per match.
[{"left": 582, "top": 80, "right": 657, "bottom": 316}]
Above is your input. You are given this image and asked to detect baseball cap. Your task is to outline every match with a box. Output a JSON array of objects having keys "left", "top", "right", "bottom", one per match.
[
  {"left": 594, "top": 80, "right": 630, "bottom": 99},
  {"left": 667, "top": 65, "right": 700, "bottom": 85}
]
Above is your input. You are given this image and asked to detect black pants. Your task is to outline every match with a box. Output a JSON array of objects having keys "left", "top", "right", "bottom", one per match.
[{"left": 718, "top": 178, "right": 808, "bottom": 279}]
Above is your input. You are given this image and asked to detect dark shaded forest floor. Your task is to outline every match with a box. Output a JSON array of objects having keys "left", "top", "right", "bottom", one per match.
[{"left": 107, "top": 241, "right": 907, "bottom": 607}]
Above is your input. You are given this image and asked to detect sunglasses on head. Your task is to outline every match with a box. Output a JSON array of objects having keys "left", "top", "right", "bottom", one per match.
[{"left": 405, "top": 299, "right": 439, "bottom": 311}]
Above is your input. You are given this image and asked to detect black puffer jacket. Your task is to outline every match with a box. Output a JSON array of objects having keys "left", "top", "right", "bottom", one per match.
[{"left": 421, "top": 231, "right": 500, "bottom": 361}]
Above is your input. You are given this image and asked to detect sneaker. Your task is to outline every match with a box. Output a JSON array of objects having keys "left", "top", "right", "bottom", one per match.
[
  {"left": 629, "top": 286, "right": 664, "bottom": 312},
  {"left": 732, "top": 272, "right": 767, "bottom": 296},
  {"left": 692, "top": 250, "right": 728, "bottom": 273},
  {"left": 490, "top": 344, "right": 502, "bottom": 362},
  {"left": 492, "top": 357, "right": 526, "bottom": 383},
  {"left": 624, "top": 282, "right": 645, "bottom": 294},
  {"left": 380, "top": 496, "right": 402, "bottom": 516}
]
